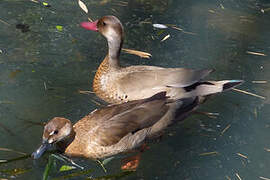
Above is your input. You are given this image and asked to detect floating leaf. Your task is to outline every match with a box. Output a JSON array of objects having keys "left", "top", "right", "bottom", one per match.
[
  {"left": 102, "top": 156, "right": 115, "bottom": 165},
  {"left": 59, "top": 165, "right": 76, "bottom": 172},
  {"left": 78, "top": 0, "right": 88, "bottom": 14},
  {"left": 56, "top": 25, "right": 63, "bottom": 31},
  {"left": 153, "top": 23, "right": 168, "bottom": 29}
]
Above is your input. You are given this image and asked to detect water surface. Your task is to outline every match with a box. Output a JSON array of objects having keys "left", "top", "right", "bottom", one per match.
[{"left": 0, "top": 0, "right": 269, "bottom": 179}]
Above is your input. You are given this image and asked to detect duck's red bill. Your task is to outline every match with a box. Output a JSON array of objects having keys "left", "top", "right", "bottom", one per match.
[{"left": 80, "top": 20, "right": 98, "bottom": 32}]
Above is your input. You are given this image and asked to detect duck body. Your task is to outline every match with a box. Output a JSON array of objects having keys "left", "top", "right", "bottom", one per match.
[
  {"left": 93, "top": 55, "right": 214, "bottom": 103},
  {"left": 32, "top": 92, "right": 199, "bottom": 159},
  {"left": 81, "top": 16, "right": 243, "bottom": 104}
]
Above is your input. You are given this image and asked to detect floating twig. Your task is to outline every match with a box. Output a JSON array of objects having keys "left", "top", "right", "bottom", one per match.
[
  {"left": 252, "top": 81, "right": 267, "bottom": 84},
  {"left": 44, "top": 82, "right": 47, "bottom": 91},
  {"left": 52, "top": 154, "right": 84, "bottom": 170},
  {"left": 232, "top": 88, "right": 266, "bottom": 100},
  {"left": 170, "top": 26, "right": 197, "bottom": 35},
  {"left": 0, "top": 122, "right": 15, "bottom": 136},
  {"left": 122, "top": 48, "right": 152, "bottom": 59},
  {"left": 0, "top": 147, "right": 27, "bottom": 155},
  {"left": 0, "top": 18, "right": 10, "bottom": 26},
  {"left": 161, "top": 34, "right": 170, "bottom": 42},
  {"left": 195, "top": 111, "right": 219, "bottom": 119},
  {"left": 221, "top": 124, "right": 231, "bottom": 135},
  {"left": 78, "top": 90, "right": 94, "bottom": 95},
  {"left": 260, "top": 176, "right": 270, "bottom": 180},
  {"left": 30, "top": 0, "right": 39, "bottom": 3},
  {"left": 96, "top": 159, "right": 107, "bottom": 173},
  {"left": 236, "top": 173, "right": 242, "bottom": 180},
  {"left": 236, "top": 153, "right": 248, "bottom": 159},
  {"left": 246, "top": 51, "right": 267, "bottom": 56},
  {"left": 199, "top": 151, "right": 219, "bottom": 156},
  {"left": 225, "top": 175, "right": 232, "bottom": 180}
]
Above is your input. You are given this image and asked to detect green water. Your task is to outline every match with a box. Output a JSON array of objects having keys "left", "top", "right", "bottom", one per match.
[{"left": 0, "top": 0, "right": 269, "bottom": 179}]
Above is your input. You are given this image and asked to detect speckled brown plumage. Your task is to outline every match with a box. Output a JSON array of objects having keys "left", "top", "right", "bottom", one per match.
[
  {"left": 81, "top": 16, "right": 243, "bottom": 104},
  {"left": 32, "top": 92, "right": 200, "bottom": 159}
]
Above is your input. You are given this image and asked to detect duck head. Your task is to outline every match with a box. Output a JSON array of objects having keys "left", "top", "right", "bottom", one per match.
[
  {"left": 80, "top": 16, "right": 124, "bottom": 43},
  {"left": 32, "top": 117, "right": 73, "bottom": 159}
]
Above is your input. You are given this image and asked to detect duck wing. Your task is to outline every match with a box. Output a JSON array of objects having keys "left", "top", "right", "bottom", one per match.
[
  {"left": 116, "top": 67, "right": 213, "bottom": 97},
  {"left": 88, "top": 92, "right": 170, "bottom": 146}
]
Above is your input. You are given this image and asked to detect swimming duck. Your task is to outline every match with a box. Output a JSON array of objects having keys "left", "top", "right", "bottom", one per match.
[
  {"left": 32, "top": 72, "right": 241, "bottom": 161},
  {"left": 32, "top": 92, "right": 199, "bottom": 160},
  {"left": 80, "top": 15, "right": 243, "bottom": 104}
]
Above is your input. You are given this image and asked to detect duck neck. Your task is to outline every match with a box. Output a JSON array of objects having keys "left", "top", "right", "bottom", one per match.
[
  {"left": 107, "top": 36, "right": 123, "bottom": 69},
  {"left": 56, "top": 129, "right": 76, "bottom": 152}
]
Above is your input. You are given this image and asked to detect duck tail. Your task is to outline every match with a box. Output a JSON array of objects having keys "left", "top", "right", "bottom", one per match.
[{"left": 185, "top": 80, "right": 243, "bottom": 97}]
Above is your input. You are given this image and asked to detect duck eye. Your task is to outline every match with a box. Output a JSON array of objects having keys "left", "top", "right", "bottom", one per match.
[
  {"left": 102, "top": 22, "right": 106, "bottom": 26},
  {"left": 54, "top": 130, "right": 59, "bottom": 134}
]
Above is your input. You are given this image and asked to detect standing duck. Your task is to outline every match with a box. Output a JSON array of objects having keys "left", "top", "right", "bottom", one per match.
[{"left": 80, "top": 16, "right": 243, "bottom": 104}]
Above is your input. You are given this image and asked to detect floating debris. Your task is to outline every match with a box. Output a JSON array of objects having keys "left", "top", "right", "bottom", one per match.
[
  {"left": 0, "top": 100, "right": 14, "bottom": 104},
  {"left": 225, "top": 175, "right": 232, "bottom": 180},
  {"left": 170, "top": 26, "right": 197, "bottom": 35},
  {"left": 0, "top": 18, "right": 10, "bottom": 26},
  {"left": 30, "top": 0, "right": 39, "bottom": 3},
  {"left": 208, "top": 9, "right": 216, "bottom": 13},
  {"left": 153, "top": 23, "right": 168, "bottom": 29},
  {"left": 221, "top": 124, "right": 231, "bottom": 135},
  {"left": 52, "top": 154, "right": 84, "bottom": 170},
  {"left": 16, "top": 24, "right": 30, "bottom": 33},
  {"left": 236, "top": 173, "right": 242, "bottom": 180},
  {"left": 0, "top": 122, "right": 15, "bottom": 136},
  {"left": 78, "top": 90, "right": 94, "bottom": 94},
  {"left": 254, "top": 108, "right": 258, "bottom": 119},
  {"left": 0, "top": 147, "right": 26, "bottom": 155},
  {"left": 97, "top": 159, "right": 107, "bottom": 173},
  {"left": 59, "top": 165, "right": 76, "bottom": 172},
  {"left": 56, "top": 25, "right": 63, "bottom": 31},
  {"left": 232, "top": 88, "right": 266, "bottom": 100},
  {"left": 260, "top": 176, "right": 270, "bottom": 180},
  {"left": 236, "top": 153, "right": 248, "bottom": 159},
  {"left": 122, "top": 48, "right": 152, "bottom": 59},
  {"left": 102, "top": 156, "right": 115, "bottom": 165},
  {"left": 246, "top": 51, "right": 267, "bottom": 56},
  {"left": 199, "top": 151, "right": 219, "bottom": 156},
  {"left": 264, "top": 148, "right": 270, "bottom": 152},
  {"left": 196, "top": 111, "right": 219, "bottom": 119},
  {"left": 161, "top": 34, "right": 170, "bottom": 42},
  {"left": 220, "top": 4, "right": 225, "bottom": 9},
  {"left": 42, "top": 2, "right": 51, "bottom": 7},
  {"left": 252, "top": 81, "right": 267, "bottom": 84},
  {"left": 44, "top": 82, "right": 47, "bottom": 91},
  {"left": 78, "top": 0, "right": 88, "bottom": 14}
]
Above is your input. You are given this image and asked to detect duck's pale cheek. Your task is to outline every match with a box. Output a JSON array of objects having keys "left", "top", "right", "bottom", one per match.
[{"left": 48, "top": 138, "right": 54, "bottom": 144}]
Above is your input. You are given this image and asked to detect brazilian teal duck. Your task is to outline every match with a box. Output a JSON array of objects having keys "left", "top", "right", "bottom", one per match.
[
  {"left": 32, "top": 92, "right": 198, "bottom": 159},
  {"left": 80, "top": 15, "right": 243, "bottom": 104},
  {"left": 32, "top": 76, "right": 241, "bottom": 161}
]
